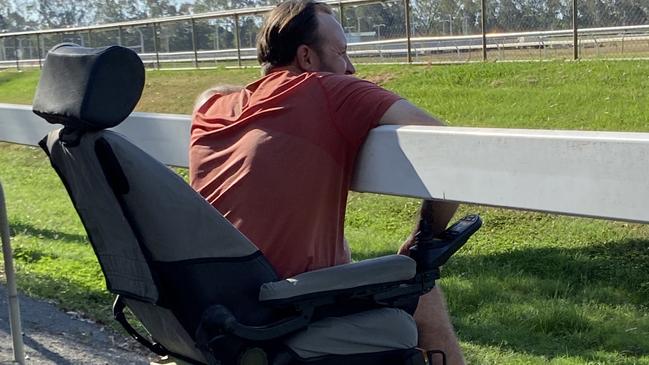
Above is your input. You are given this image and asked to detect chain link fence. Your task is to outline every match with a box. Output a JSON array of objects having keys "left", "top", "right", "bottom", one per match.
[{"left": 2, "top": 0, "right": 649, "bottom": 69}]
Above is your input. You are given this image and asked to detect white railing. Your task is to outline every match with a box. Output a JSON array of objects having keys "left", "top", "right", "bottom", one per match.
[
  {"left": 2, "top": 102, "right": 648, "bottom": 223},
  {"left": 1, "top": 101, "right": 648, "bottom": 363}
]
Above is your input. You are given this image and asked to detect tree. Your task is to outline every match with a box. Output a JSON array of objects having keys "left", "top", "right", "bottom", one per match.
[
  {"left": 1, "top": 0, "right": 39, "bottom": 31},
  {"left": 194, "top": 0, "right": 256, "bottom": 12},
  {"left": 145, "top": 0, "right": 178, "bottom": 18},
  {"left": 94, "top": 0, "right": 146, "bottom": 24},
  {"left": 411, "top": 0, "right": 481, "bottom": 36},
  {"left": 30, "top": 0, "right": 94, "bottom": 28}
]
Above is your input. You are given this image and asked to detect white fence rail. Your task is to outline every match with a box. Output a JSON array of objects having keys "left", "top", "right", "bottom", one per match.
[{"left": 2, "top": 103, "right": 648, "bottom": 223}]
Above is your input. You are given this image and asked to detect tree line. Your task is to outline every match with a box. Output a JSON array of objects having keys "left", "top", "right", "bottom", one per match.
[{"left": 2, "top": 0, "right": 649, "bottom": 51}]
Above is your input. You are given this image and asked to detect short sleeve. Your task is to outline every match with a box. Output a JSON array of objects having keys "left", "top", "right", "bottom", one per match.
[{"left": 318, "top": 74, "right": 402, "bottom": 148}]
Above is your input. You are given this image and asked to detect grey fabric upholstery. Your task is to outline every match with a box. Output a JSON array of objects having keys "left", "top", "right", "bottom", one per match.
[
  {"left": 259, "top": 255, "right": 416, "bottom": 302},
  {"left": 124, "top": 298, "right": 207, "bottom": 363},
  {"left": 284, "top": 308, "right": 418, "bottom": 359},
  {"left": 45, "top": 129, "right": 259, "bottom": 265},
  {"left": 44, "top": 129, "right": 159, "bottom": 302},
  {"left": 43, "top": 127, "right": 266, "bottom": 362},
  {"left": 33, "top": 43, "right": 144, "bottom": 131},
  {"left": 96, "top": 131, "right": 259, "bottom": 262}
]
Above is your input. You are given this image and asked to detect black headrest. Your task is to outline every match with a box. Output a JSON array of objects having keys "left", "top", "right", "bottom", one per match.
[{"left": 33, "top": 43, "right": 145, "bottom": 131}]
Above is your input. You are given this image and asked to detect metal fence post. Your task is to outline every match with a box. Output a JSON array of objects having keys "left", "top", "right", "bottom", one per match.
[
  {"left": 153, "top": 23, "right": 161, "bottom": 69},
  {"left": 191, "top": 18, "right": 199, "bottom": 69},
  {"left": 36, "top": 33, "right": 42, "bottom": 69},
  {"left": 573, "top": 0, "right": 578, "bottom": 60},
  {"left": 13, "top": 36, "right": 20, "bottom": 71},
  {"left": 88, "top": 30, "right": 93, "bottom": 48},
  {"left": 234, "top": 15, "right": 242, "bottom": 67},
  {"left": 404, "top": 0, "right": 412, "bottom": 63},
  {"left": 338, "top": 1, "right": 344, "bottom": 23},
  {"left": 481, "top": 0, "right": 487, "bottom": 61},
  {"left": 118, "top": 26, "right": 123, "bottom": 46},
  {"left": 1, "top": 182, "right": 25, "bottom": 365}
]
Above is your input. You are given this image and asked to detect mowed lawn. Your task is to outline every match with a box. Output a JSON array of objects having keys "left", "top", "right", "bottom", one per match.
[{"left": 1, "top": 61, "right": 648, "bottom": 364}]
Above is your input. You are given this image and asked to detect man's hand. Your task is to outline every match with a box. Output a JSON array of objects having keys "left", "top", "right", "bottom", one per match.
[
  {"left": 194, "top": 84, "right": 244, "bottom": 111},
  {"left": 398, "top": 234, "right": 415, "bottom": 256},
  {"left": 397, "top": 200, "right": 459, "bottom": 256}
]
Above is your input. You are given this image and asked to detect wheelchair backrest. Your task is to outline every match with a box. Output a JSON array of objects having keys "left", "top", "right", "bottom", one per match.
[{"left": 34, "top": 44, "right": 279, "bottom": 363}]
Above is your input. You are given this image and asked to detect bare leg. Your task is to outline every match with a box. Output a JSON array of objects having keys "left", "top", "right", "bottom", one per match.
[
  {"left": 397, "top": 200, "right": 462, "bottom": 364},
  {"left": 414, "top": 288, "right": 465, "bottom": 365}
]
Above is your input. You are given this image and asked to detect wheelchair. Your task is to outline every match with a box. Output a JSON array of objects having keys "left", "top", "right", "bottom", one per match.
[{"left": 33, "top": 44, "right": 481, "bottom": 365}]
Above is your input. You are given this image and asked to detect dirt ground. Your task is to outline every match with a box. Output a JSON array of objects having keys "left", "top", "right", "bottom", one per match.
[{"left": 0, "top": 284, "right": 154, "bottom": 364}]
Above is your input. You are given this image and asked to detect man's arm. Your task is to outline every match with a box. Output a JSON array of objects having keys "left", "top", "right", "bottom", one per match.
[
  {"left": 378, "top": 99, "right": 465, "bottom": 364},
  {"left": 379, "top": 99, "right": 458, "bottom": 245},
  {"left": 379, "top": 99, "right": 445, "bottom": 126}
]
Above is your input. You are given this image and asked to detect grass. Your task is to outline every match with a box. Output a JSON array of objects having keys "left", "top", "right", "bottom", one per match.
[
  {"left": 1, "top": 61, "right": 648, "bottom": 364},
  {"left": 0, "top": 70, "right": 41, "bottom": 105}
]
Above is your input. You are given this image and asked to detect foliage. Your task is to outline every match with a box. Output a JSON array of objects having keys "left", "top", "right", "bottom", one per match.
[
  {"left": 410, "top": 0, "right": 649, "bottom": 36},
  {"left": 3, "top": 0, "right": 649, "bottom": 57}
]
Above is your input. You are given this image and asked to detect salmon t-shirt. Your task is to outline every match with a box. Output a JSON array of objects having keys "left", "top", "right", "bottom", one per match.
[{"left": 189, "top": 70, "right": 401, "bottom": 278}]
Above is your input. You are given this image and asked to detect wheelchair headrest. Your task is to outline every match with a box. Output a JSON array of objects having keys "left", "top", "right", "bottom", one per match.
[{"left": 33, "top": 43, "right": 144, "bottom": 131}]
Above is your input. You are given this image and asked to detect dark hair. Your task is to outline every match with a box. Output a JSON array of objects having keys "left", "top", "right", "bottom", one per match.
[{"left": 257, "top": 0, "right": 332, "bottom": 74}]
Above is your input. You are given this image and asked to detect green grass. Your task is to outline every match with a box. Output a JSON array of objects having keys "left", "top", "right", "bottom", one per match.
[
  {"left": 0, "top": 143, "right": 110, "bottom": 322},
  {"left": 0, "top": 70, "right": 41, "bottom": 105},
  {"left": 368, "top": 61, "right": 649, "bottom": 131},
  {"left": 6, "top": 61, "right": 649, "bottom": 130},
  {"left": 1, "top": 61, "right": 649, "bottom": 364}
]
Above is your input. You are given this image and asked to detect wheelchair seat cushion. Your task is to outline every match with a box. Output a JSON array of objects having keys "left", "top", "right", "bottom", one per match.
[{"left": 283, "top": 307, "right": 417, "bottom": 359}]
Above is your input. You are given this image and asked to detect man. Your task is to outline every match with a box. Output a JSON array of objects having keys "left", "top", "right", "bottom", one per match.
[{"left": 189, "top": 1, "right": 463, "bottom": 363}]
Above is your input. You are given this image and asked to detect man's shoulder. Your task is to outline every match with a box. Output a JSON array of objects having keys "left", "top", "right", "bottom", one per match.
[
  {"left": 313, "top": 71, "right": 362, "bottom": 83},
  {"left": 255, "top": 70, "right": 368, "bottom": 89},
  {"left": 312, "top": 72, "right": 382, "bottom": 94}
]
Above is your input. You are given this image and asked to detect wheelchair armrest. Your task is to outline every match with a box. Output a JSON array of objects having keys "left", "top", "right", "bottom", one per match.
[
  {"left": 196, "top": 305, "right": 315, "bottom": 343},
  {"left": 259, "top": 255, "right": 417, "bottom": 305}
]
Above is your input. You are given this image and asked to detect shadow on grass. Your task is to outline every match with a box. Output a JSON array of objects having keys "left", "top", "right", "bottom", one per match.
[
  {"left": 443, "top": 238, "right": 649, "bottom": 360},
  {"left": 350, "top": 238, "right": 649, "bottom": 361},
  {"left": 10, "top": 221, "right": 88, "bottom": 243}
]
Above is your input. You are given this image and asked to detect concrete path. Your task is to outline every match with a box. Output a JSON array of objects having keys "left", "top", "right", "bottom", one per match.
[{"left": 0, "top": 285, "right": 152, "bottom": 364}]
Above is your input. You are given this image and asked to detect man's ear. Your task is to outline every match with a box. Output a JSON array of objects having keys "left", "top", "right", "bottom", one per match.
[{"left": 295, "top": 44, "right": 320, "bottom": 72}]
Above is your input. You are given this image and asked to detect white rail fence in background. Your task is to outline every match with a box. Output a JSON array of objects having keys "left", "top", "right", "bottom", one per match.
[{"left": 4, "top": 24, "right": 649, "bottom": 69}]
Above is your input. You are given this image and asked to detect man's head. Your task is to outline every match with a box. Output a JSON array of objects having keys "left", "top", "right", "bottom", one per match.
[{"left": 257, "top": 0, "right": 355, "bottom": 75}]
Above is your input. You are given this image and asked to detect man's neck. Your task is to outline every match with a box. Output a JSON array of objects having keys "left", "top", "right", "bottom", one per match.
[{"left": 265, "top": 64, "right": 305, "bottom": 76}]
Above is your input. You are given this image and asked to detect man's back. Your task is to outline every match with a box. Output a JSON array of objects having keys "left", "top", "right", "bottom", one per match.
[{"left": 190, "top": 70, "right": 399, "bottom": 277}]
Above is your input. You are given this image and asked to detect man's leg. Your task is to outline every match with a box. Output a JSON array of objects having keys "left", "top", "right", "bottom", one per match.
[
  {"left": 414, "top": 287, "right": 464, "bottom": 365},
  {"left": 398, "top": 199, "right": 463, "bottom": 364}
]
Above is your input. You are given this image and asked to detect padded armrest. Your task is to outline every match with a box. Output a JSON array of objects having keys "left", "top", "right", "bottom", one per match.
[{"left": 259, "top": 255, "right": 416, "bottom": 303}]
